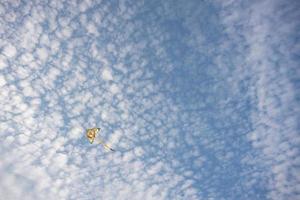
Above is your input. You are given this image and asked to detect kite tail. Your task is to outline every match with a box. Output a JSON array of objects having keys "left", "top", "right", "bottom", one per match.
[{"left": 98, "top": 139, "right": 115, "bottom": 152}]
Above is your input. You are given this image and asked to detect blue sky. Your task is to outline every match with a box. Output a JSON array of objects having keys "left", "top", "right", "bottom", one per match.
[{"left": 0, "top": 0, "right": 299, "bottom": 199}]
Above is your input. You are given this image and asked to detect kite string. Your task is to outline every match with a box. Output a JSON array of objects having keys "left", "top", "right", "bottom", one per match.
[{"left": 97, "top": 137, "right": 115, "bottom": 151}]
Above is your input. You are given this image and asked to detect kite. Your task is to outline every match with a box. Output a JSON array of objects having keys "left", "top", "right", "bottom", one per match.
[{"left": 86, "top": 128, "right": 115, "bottom": 151}]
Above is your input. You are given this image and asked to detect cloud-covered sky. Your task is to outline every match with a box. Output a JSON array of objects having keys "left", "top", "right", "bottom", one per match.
[{"left": 0, "top": 0, "right": 299, "bottom": 199}]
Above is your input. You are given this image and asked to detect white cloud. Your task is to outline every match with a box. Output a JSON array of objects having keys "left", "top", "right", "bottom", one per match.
[
  {"left": 69, "top": 126, "right": 84, "bottom": 140},
  {"left": 36, "top": 47, "right": 48, "bottom": 61},
  {"left": 0, "top": 56, "right": 7, "bottom": 69},
  {"left": 133, "top": 146, "right": 144, "bottom": 157},
  {"left": 4, "top": 135, "right": 15, "bottom": 144},
  {"left": 102, "top": 68, "right": 113, "bottom": 81},
  {"left": 109, "top": 83, "right": 119, "bottom": 94},
  {"left": 52, "top": 153, "right": 68, "bottom": 168},
  {"left": 19, "top": 52, "right": 34, "bottom": 64},
  {"left": 2, "top": 43, "right": 17, "bottom": 58},
  {"left": 0, "top": 75, "right": 6, "bottom": 87},
  {"left": 86, "top": 22, "right": 99, "bottom": 35},
  {"left": 61, "top": 27, "right": 73, "bottom": 39}
]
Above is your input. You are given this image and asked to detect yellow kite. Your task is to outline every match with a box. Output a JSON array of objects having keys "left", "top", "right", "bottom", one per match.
[{"left": 86, "top": 128, "right": 115, "bottom": 151}]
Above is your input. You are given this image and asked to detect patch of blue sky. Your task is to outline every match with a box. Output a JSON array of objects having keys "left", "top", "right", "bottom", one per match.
[{"left": 0, "top": 0, "right": 299, "bottom": 199}]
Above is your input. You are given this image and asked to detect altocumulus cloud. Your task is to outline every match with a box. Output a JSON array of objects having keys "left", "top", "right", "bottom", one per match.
[{"left": 0, "top": 0, "right": 299, "bottom": 200}]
